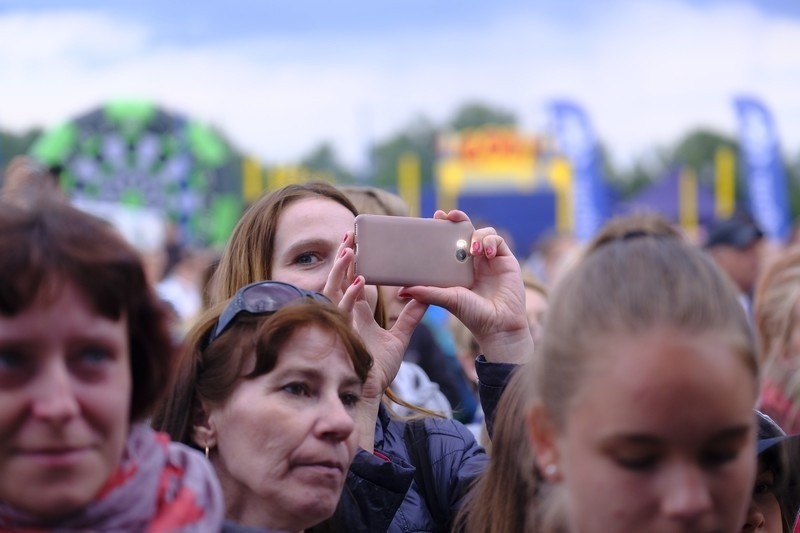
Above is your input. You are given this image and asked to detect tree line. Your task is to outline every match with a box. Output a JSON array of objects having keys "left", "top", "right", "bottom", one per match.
[{"left": 3, "top": 101, "right": 800, "bottom": 214}]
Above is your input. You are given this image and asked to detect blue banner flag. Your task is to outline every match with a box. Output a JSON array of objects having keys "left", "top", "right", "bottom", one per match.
[
  {"left": 549, "top": 100, "right": 610, "bottom": 241},
  {"left": 734, "top": 96, "right": 790, "bottom": 241}
]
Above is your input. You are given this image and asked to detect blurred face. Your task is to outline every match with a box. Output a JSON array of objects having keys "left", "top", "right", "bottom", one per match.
[
  {"left": 204, "top": 325, "right": 362, "bottom": 530},
  {"left": 271, "top": 197, "right": 377, "bottom": 310},
  {"left": 712, "top": 243, "right": 761, "bottom": 294},
  {"left": 379, "top": 285, "right": 408, "bottom": 329},
  {"left": 742, "top": 463, "right": 783, "bottom": 533},
  {"left": 524, "top": 287, "right": 548, "bottom": 345},
  {"left": 541, "top": 327, "right": 757, "bottom": 533},
  {"left": 0, "top": 283, "right": 131, "bottom": 521}
]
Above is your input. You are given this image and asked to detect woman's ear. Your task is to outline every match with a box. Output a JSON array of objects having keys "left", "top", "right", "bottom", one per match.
[
  {"left": 527, "top": 402, "right": 563, "bottom": 482},
  {"left": 191, "top": 400, "right": 217, "bottom": 450}
]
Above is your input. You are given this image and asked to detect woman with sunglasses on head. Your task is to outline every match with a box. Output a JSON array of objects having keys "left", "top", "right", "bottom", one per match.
[
  {"left": 209, "top": 182, "right": 532, "bottom": 532},
  {"left": 0, "top": 201, "right": 223, "bottom": 531},
  {"left": 154, "top": 280, "right": 373, "bottom": 532}
]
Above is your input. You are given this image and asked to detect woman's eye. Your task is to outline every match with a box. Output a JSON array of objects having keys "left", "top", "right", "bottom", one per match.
[
  {"left": 701, "top": 448, "right": 738, "bottom": 468},
  {"left": 754, "top": 482, "right": 775, "bottom": 496},
  {"left": 615, "top": 455, "right": 657, "bottom": 471},
  {"left": 0, "top": 350, "right": 24, "bottom": 370},
  {"left": 340, "top": 392, "right": 361, "bottom": 407},
  {"left": 77, "top": 347, "right": 113, "bottom": 365},
  {"left": 294, "top": 252, "right": 322, "bottom": 266},
  {"left": 283, "top": 382, "right": 311, "bottom": 397}
]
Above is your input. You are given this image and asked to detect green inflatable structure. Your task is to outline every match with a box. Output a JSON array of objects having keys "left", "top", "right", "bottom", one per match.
[{"left": 30, "top": 100, "right": 242, "bottom": 247}]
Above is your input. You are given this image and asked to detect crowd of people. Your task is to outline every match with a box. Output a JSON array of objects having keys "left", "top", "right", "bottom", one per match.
[{"left": 1, "top": 154, "right": 800, "bottom": 532}]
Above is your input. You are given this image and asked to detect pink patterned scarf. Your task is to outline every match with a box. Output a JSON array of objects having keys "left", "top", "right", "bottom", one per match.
[{"left": 0, "top": 424, "right": 224, "bottom": 532}]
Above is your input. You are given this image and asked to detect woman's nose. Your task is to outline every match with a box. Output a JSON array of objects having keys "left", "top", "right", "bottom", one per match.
[
  {"left": 316, "top": 396, "right": 356, "bottom": 441},
  {"left": 660, "top": 464, "right": 713, "bottom": 522},
  {"left": 31, "top": 359, "right": 80, "bottom": 423},
  {"left": 742, "top": 501, "right": 766, "bottom": 532}
]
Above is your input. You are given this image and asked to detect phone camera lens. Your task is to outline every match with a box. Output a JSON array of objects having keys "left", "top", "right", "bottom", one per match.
[{"left": 455, "top": 248, "right": 468, "bottom": 262}]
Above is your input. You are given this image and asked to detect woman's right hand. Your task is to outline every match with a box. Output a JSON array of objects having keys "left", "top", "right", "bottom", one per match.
[{"left": 327, "top": 232, "right": 428, "bottom": 452}]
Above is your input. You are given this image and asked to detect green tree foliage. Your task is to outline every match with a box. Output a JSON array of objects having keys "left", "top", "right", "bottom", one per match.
[
  {"left": 670, "top": 129, "right": 739, "bottom": 188},
  {"left": 447, "top": 101, "right": 517, "bottom": 131},
  {"left": 0, "top": 128, "right": 42, "bottom": 169},
  {"left": 299, "top": 142, "right": 356, "bottom": 183},
  {"left": 370, "top": 115, "right": 438, "bottom": 188}
]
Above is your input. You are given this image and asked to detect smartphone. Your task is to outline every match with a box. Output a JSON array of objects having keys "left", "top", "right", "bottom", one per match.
[{"left": 354, "top": 214, "right": 475, "bottom": 288}]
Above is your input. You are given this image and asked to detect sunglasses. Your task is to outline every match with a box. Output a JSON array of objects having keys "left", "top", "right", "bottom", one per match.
[{"left": 208, "top": 281, "right": 331, "bottom": 346}]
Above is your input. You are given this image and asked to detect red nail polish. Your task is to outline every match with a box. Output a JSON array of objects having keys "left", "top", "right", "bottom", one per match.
[
  {"left": 342, "top": 232, "right": 349, "bottom": 242},
  {"left": 471, "top": 242, "right": 480, "bottom": 254},
  {"left": 339, "top": 248, "right": 347, "bottom": 258}
]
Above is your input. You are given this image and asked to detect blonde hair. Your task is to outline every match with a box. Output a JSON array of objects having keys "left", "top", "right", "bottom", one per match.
[
  {"left": 754, "top": 246, "right": 800, "bottom": 421},
  {"left": 755, "top": 246, "right": 800, "bottom": 366},
  {"left": 526, "top": 228, "right": 758, "bottom": 530},
  {"left": 453, "top": 367, "right": 536, "bottom": 533},
  {"left": 338, "top": 185, "right": 410, "bottom": 217}
]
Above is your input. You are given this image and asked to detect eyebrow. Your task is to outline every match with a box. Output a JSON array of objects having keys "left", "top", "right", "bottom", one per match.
[
  {"left": 278, "top": 366, "right": 363, "bottom": 387},
  {"left": 281, "top": 238, "right": 336, "bottom": 255},
  {"left": 602, "top": 425, "right": 752, "bottom": 446}
]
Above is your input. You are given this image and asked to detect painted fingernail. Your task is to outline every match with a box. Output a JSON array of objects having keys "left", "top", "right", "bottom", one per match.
[
  {"left": 339, "top": 248, "right": 347, "bottom": 258},
  {"left": 471, "top": 242, "right": 480, "bottom": 254},
  {"left": 352, "top": 276, "right": 362, "bottom": 286},
  {"left": 486, "top": 247, "right": 495, "bottom": 257},
  {"left": 342, "top": 232, "right": 349, "bottom": 242}
]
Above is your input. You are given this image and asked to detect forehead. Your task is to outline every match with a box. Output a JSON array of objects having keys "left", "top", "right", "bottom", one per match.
[
  {"left": 568, "top": 328, "right": 755, "bottom": 439},
  {"left": 273, "top": 325, "right": 356, "bottom": 373},
  {"left": 274, "top": 197, "right": 355, "bottom": 248}
]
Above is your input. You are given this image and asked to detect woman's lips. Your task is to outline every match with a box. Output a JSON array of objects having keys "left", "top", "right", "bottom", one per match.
[{"left": 18, "top": 447, "right": 91, "bottom": 467}]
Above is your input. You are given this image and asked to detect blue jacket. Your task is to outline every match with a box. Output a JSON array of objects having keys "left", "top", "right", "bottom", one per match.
[{"left": 335, "top": 356, "right": 518, "bottom": 533}]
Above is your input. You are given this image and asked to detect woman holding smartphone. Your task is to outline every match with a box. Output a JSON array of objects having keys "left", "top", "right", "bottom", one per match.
[{"left": 210, "top": 182, "right": 531, "bottom": 532}]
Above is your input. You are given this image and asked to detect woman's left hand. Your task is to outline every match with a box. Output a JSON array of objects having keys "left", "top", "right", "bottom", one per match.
[{"left": 399, "top": 210, "right": 533, "bottom": 365}]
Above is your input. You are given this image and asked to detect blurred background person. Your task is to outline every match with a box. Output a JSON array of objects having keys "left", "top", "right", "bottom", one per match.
[
  {"left": 523, "top": 229, "right": 579, "bottom": 289},
  {"left": 705, "top": 212, "right": 765, "bottom": 317},
  {"left": 754, "top": 245, "right": 800, "bottom": 433},
  {"left": 523, "top": 273, "right": 548, "bottom": 346},
  {"left": 156, "top": 246, "right": 216, "bottom": 334},
  {"left": 743, "top": 411, "right": 800, "bottom": 533},
  {"left": 0, "top": 156, "right": 65, "bottom": 208}
]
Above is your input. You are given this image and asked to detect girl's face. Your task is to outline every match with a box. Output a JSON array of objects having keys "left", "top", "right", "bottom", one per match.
[
  {"left": 534, "top": 327, "right": 757, "bottom": 533},
  {"left": 271, "top": 197, "right": 377, "bottom": 310},
  {"left": 742, "top": 463, "right": 783, "bottom": 533}
]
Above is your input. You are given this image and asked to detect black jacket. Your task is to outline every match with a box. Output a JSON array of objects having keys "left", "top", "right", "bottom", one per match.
[{"left": 336, "top": 356, "right": 518, "bottom": 532}]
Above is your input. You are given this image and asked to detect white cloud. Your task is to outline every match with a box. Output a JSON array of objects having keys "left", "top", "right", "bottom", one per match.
[{"left": 1, "top": 0, "right": 800, "bottom": 170}]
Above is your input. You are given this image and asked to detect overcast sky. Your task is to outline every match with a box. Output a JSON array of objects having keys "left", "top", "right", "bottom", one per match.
[{"left": 1, "top": 0, "right": 799, "bottom": 170}]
